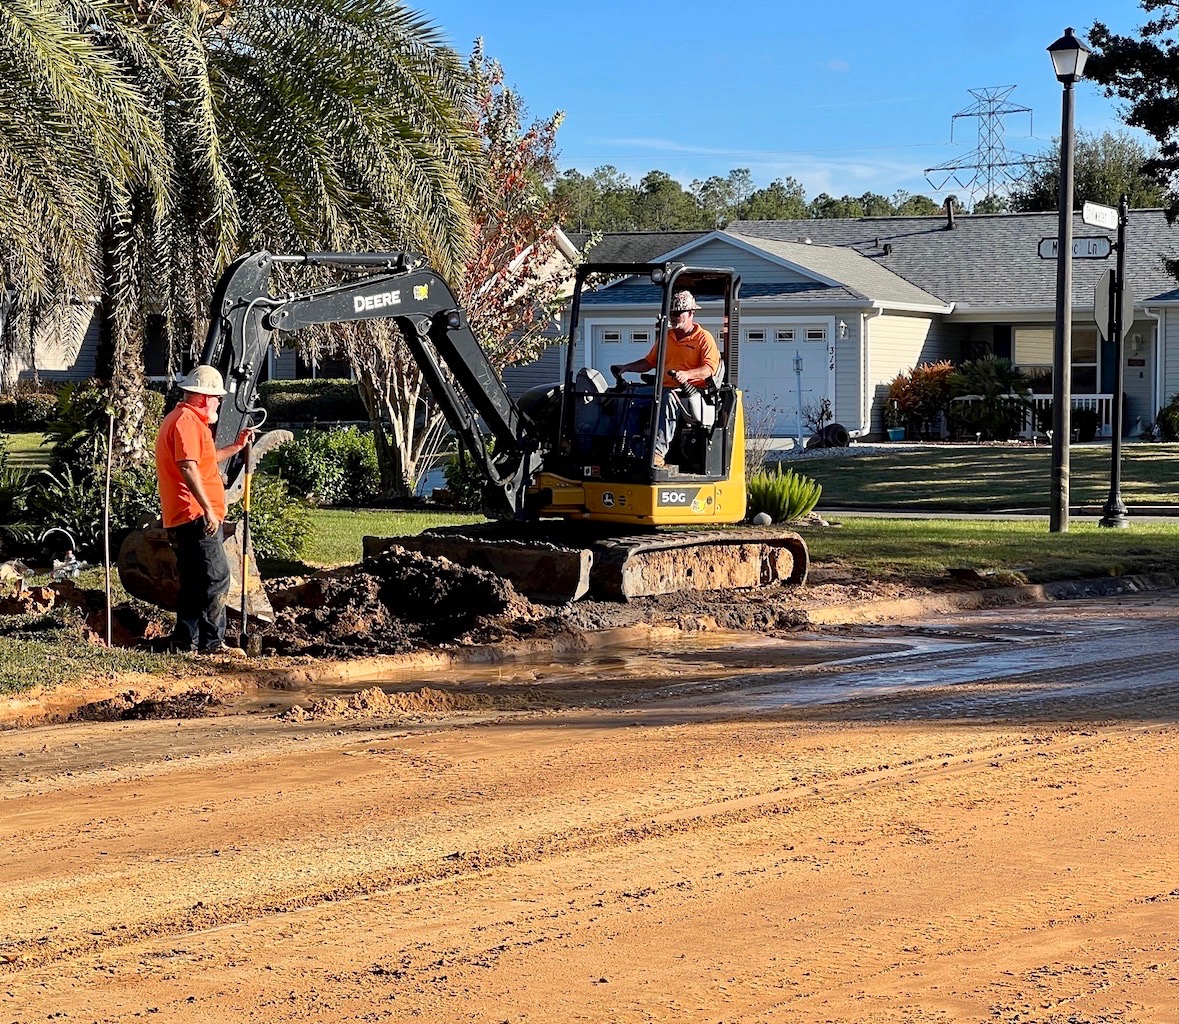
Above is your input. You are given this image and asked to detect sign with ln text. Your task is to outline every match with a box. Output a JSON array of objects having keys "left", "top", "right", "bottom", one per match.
[{"left": 1038, "top": 236, "right": 1112, "bottom": 260}]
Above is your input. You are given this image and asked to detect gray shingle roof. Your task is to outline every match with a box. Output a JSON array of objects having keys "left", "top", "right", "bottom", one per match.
[
  {"left": 565, "top": 231, "right": 708, "bottom": 265},
  {"left": 580, "top": 281, "right": 863, "bottom": 306},
  {"left": 722, "top": 231, "right": 947, "bottom": 308},
  {"left": 727, "top": 210, "right": 1179, "bottom": 309}
]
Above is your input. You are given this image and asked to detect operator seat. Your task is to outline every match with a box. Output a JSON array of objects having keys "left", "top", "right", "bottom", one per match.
[{"left": 676, "top": 359, "right": 725, "bottom": 428}]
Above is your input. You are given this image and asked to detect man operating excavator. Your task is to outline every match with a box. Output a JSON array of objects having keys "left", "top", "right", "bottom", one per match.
[{"left": 610, "top": 289, "right": 721, "bottom": 467}]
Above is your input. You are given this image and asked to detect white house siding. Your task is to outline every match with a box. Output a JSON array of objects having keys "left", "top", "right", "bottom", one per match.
[
  {"left": 676, "top": 238, "right": 815, "bottom": 286},
  {"left": 502, "top": 343, "right": 566, "bottom": 396},
  {"left": 868, "top": 312, "right": 963, "bottom": 434},
  {"left": 1160, "top": 308, "right": 1179, "bottom": 412},
  {"left": 12, "top": 305, "right": 99, "bottom": 383}
]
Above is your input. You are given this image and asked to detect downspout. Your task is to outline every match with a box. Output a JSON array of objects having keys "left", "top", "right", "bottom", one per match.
[
  {"left": 857, "top": 305, "right": 884, "bottom": 436},
  {"left": 1144, "top": 306, "right": 1164, "bottom": 416}
]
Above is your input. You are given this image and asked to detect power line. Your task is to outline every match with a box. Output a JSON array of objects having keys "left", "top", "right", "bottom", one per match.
[{"left": 924, "top": 86, "right": 1038, "bottom": 202}]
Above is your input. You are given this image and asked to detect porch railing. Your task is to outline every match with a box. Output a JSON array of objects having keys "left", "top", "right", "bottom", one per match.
[{"left": 1026, "top": 393, "right": 1113, "bottom": 439}]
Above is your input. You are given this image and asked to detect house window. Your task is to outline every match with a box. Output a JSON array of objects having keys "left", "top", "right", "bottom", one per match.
[
  {"left": 1014, "top": 325, "right": 1098, "bottom": 393},
  {"left": 602, "top": 330, "right": 622, "bottom": 344},
  {"left": 630, "top": 330, "right": 650, "bottom": 344},
  {"left": 774, "top": 328, "right": 796, "bottom": 344},
  {"left": 746, "top": 329, "right": 767, "bottom": 343},
  {"left": 805, "top": 328, "right": 827, "bottom": 343}
]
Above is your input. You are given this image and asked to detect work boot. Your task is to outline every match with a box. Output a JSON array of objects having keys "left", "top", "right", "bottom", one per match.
[
  {"left": 197, "top": 642, "right": 247, "bottom": 659},
  {"left": 652, "top": 452, "right": 666, "bottom": 467}
]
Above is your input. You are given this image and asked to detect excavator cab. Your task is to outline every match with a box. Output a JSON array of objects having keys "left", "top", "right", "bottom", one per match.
[{"left": 528, "top": 262, "right": 748, "bottom": 527}]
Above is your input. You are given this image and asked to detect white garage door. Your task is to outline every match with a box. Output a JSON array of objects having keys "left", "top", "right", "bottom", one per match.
[
  {"left": 592, "top": 320, "right": 726, "bottom": 377},
  {"left": 739, "top": 324, "right": 833, "bottom": 437}
]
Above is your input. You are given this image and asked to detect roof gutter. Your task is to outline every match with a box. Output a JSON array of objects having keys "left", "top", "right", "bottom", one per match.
[
  {"left": 1144, "top": 306, "right": 1164, "bottom": 416},
  {"left": 858, "top": 305, "right": 885, "bottom": 436}
]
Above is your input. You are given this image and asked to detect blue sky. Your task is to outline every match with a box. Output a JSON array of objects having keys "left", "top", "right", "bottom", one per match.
[{"left": 420, "top": 0, "right": 1153, "bottom": 203}]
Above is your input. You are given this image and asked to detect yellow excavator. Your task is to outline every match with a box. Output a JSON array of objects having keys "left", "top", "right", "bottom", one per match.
[{"left": 118, "top": 252, "right": 808, "bottom": 608}]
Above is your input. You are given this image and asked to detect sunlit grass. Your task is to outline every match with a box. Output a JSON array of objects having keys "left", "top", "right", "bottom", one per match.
[
  {"left": 296, "top": 508, "right": 483, "bottom": 568},
  {"left": 808, "top": 516, "right": 1179, "bottom": 582},
  {"left": 801, "top": 444, "right": 1179, "bottom": 510}
]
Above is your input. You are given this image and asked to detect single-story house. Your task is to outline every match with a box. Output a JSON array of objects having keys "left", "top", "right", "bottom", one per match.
[{"left": 505, "top": 209, "right": 1179, "bottom": 439}]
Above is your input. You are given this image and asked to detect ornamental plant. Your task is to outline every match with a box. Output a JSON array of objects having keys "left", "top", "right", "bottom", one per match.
[{"left": 747, "top": 465, "right": 822, "bottom": 523}]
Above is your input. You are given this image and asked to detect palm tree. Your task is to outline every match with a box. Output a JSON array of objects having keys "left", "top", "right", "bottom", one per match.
[
  {"left": 2, "top": 0, "right": 482, "bottom": 460},
  {"left": 0, "top": 0, "right": 166, "bottom": 372}
]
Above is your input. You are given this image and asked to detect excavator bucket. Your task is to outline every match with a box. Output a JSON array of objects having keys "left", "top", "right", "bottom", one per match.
[{"left": 116, "top": 520, "right": 275, "bottom": 623}]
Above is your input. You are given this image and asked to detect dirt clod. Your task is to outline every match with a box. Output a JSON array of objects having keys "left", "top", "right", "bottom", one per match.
[
  {"left": 280, "top": 685, "right": 491, "bottom": 722},
  {"left": 70, "top": 689, "right": 223, "bottom": 722}
]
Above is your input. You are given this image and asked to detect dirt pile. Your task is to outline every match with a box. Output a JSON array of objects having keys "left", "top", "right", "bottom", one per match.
[
  {"left": 263, "top": 547, "right": 532, "bottom": 657},
  {"left": 70, "top": 688, "right": 223, "bottom": 722},
  {"left": 280, "top": 684, "right": 493, "bottom": 722}
]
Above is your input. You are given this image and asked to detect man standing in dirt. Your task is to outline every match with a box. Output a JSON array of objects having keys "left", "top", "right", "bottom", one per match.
[
  {"left": 155, "top": 366, "right": 253, "bottom": 655},
  {"left": 611, "top": 289, "right": 720, "bottom": 466}
]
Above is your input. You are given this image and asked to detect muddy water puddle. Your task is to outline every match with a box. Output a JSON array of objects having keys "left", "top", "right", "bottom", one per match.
[{"left": 240, "top": 624, "right": 1034, "bottom": 719}]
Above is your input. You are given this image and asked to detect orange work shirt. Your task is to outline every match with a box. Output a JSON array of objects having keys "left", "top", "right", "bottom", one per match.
[
  {"left": 155, "top": 402, "right": 227, "bottom": 528},
  {"left": 644, "top": 323, "right": 720, "bottom": 389}
]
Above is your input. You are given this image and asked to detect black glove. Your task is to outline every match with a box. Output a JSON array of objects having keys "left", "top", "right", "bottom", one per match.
[{"left": 610, "top": 364, "right": 625, "bottom": 382}]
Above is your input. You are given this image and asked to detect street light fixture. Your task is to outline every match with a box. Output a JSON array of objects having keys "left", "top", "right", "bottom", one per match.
[{"left": 1047, "top": 27, "right": 1092, "bottom": 533}]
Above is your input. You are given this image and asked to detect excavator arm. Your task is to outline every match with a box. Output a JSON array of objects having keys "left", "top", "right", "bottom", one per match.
[{"left": 198, "top": 250, "right": 542, "bottom": 515}]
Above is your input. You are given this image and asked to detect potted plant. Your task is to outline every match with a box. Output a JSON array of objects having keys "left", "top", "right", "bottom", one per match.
[{"left": 884, "top": 401, "right": 906, "bottom": 441}]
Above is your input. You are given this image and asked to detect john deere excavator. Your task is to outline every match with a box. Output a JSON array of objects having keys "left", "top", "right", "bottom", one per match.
[{"left": 118, "top": 250, "right": 808, "bottom": 609}]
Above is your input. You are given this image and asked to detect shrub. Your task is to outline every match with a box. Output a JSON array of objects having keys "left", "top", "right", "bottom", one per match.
[
  {"left": 243, "top": 475, "right": 310, "bottom": 560},
  {"left": 946, "top": 356, "right": 1030, "bottom": 440},
  {"left": 13, "top": 392, "right": 59, "bottom": 430},
  {"left": 747, "top": 464, "right": 822, "bottom": 523},
  {"left": 442, "top": 439, "right": 495, "bottom": 510},
  {"left": 1155, "top": 395, "right": 1179, "bottom": 441},
  {"left": 257, "top": 378, "right": 367, "bottom": 424},
  {"left": 886, "top": 361, "right": 954, "bottom": 438},
  {"left": 268, "top": 425, "right": 380, "bottom": 506}
]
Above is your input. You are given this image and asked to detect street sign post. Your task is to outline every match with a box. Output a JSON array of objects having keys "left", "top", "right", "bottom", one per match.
[
  {"left": 1099, "top": 196, "right": 1131, "bottom": 529},
  {"left": 1083, "top": 201, "right": 1119, "bottom": 230},
  {"left": 1038, "top": 236, "right": 1112, "bottom": 259}
]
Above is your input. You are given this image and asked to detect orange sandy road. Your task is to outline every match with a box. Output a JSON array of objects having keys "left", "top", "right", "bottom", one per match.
[{"left": 2, "top": 614, "right": 1179, "bottom": 1022}]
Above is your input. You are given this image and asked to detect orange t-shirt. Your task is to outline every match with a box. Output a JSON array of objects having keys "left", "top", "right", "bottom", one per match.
[
  {"left": 155, "top": 403, "right": 227, "bottom": 528},
  {"left": 644, "top": 323, "right": 720, "bottom": 389}
]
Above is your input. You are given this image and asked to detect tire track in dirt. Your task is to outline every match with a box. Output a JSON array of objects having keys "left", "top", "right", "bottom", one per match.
[{"left": 1, "top": 719, "right": 1151, "bottom": 975}]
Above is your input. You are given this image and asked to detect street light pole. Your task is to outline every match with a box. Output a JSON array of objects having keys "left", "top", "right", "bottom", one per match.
[{"left": 1047, "top": 27, "right": 1092, "bottom": 533}]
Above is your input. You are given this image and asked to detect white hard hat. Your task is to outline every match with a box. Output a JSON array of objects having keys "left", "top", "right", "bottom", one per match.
[{"left": 176, "top": 365, "right": 227, "bottom": 396}]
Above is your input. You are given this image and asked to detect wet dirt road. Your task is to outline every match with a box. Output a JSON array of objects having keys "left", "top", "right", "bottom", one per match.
[{"left": 3, "top": 593, "right": 1179, "bottom": 1023}]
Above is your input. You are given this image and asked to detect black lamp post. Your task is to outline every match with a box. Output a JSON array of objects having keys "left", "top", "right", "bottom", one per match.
[{"left": 1047, "top": 27, "right": 1092, "bottom": 533}]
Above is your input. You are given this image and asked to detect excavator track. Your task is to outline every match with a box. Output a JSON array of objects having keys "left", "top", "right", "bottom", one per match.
[{"left": 363, "top": 523, "right": 809, "bottom": 604}]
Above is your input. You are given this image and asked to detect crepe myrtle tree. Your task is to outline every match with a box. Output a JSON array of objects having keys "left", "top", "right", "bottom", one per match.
[{"left": 340, "top": 40, "right": 574, "bottom": 496}]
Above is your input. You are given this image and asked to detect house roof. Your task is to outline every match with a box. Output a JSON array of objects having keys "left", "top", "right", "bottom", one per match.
[
  {"left": 580, "top": 281, "right": 864, "bottom": 307},
  {"left": 565, "top": 230, "right": 708, "bottom": 265},
  {"left": 719, "top": 230, "right": 948, "bottom": 309},
  {"left": 727, "top": 210, "right": 1179, "bottom": 310}
]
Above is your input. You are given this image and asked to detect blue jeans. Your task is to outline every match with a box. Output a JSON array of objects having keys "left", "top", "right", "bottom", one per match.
[
  {"left": 623, "top": 388, "right": 681, "bottom": 459},
  {"left": 167, "top": 517, "right": 231, "bottom": 652}
]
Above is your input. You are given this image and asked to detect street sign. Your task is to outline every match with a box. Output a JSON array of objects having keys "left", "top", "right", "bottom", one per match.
[
  {"left": 1094, "top": 268, "right": 1114, "bottom": 341},
  {"left": 1083, "top": 201, "right": 1120, "bottom": 230},
  {"left": 1038, "top": 236, "right": 1113, "bottom": 259}
]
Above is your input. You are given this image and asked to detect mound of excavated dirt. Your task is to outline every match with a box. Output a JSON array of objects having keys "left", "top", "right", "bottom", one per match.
[
  {"left": 70, "top": 688, "right": 223, "bottom": 722},
  {"left": 262, "top": 547, "right": 533, "bottom": 657},
  {"left": 279, "top": 685, "right": 494, "bottom": 722}
]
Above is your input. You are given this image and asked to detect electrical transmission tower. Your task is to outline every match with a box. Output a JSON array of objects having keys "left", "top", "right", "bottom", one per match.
[{"left": 924, "top": 86, "right": 1037, "bottom": 203}]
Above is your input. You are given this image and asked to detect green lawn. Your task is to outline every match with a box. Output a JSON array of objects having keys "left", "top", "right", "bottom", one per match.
[
  {"left": 4, "top": 432, "right": 49, "bottom": 469},
  {"left": 296, "top": 508, "right": 483, "bottom": 567},
  {"left": 793, "top": 443, "right": 1179, "bottom": 511},
  {"left": 806, "top": 516, "right": 1179, "bottom": 583}
]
